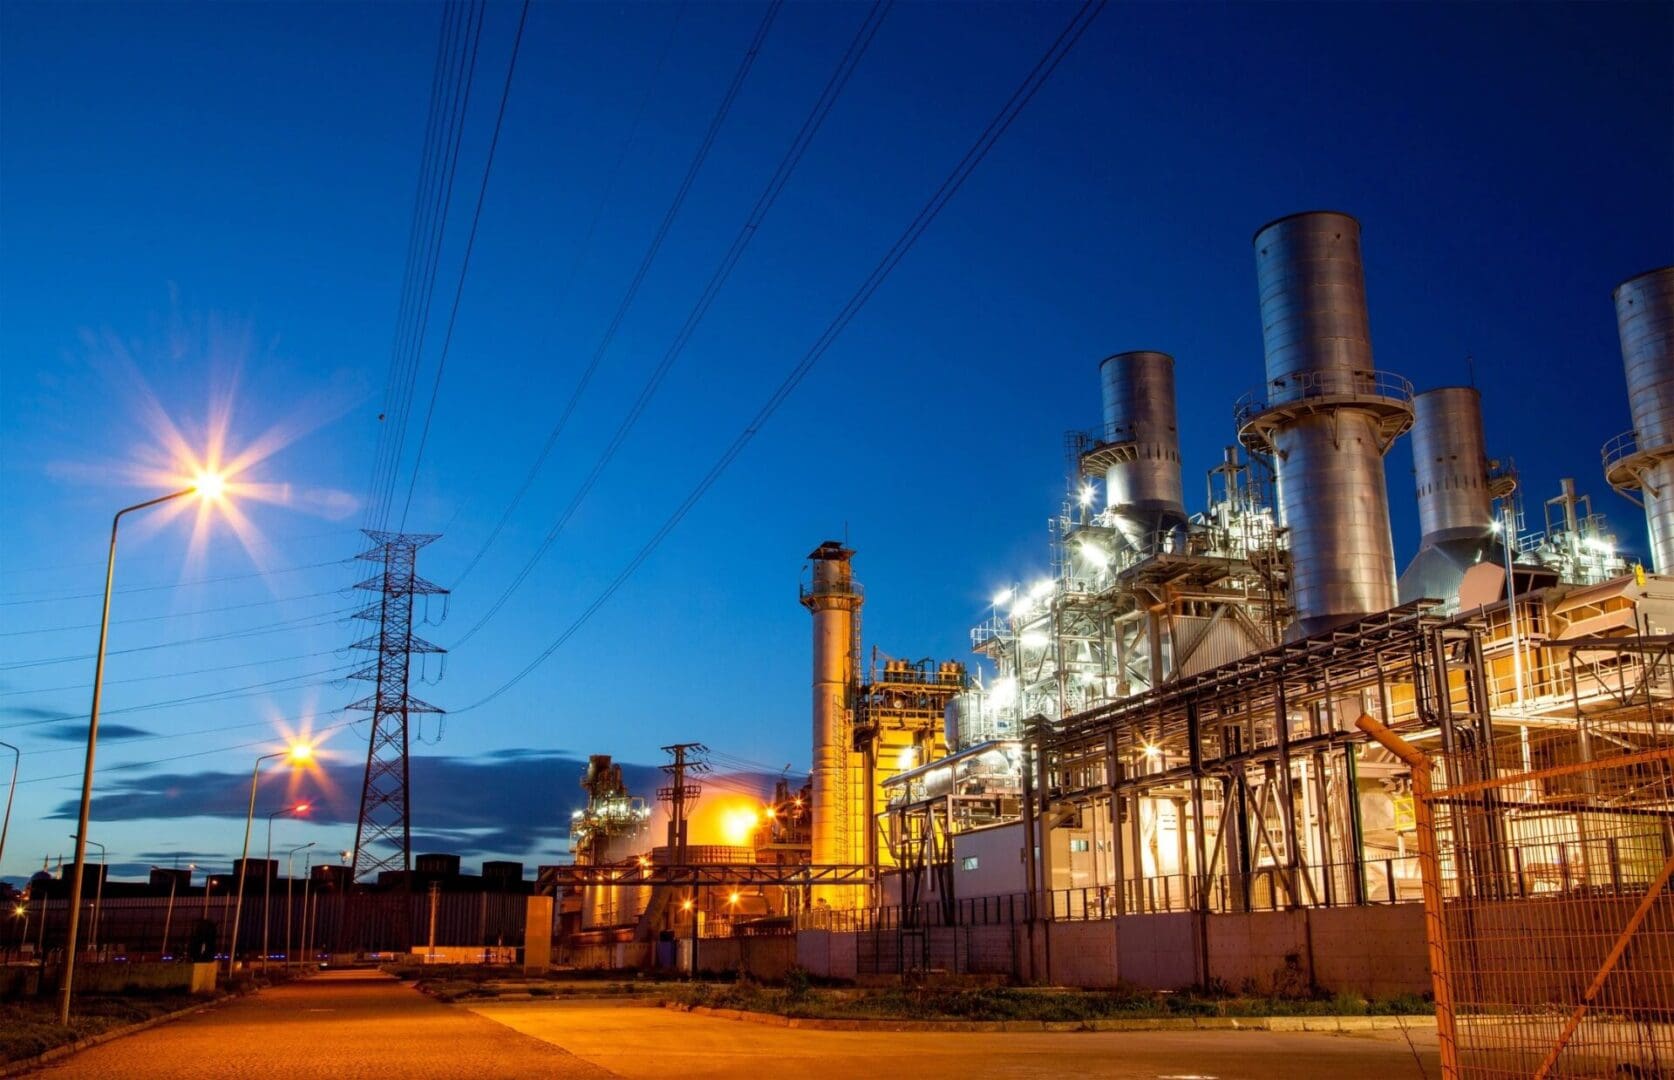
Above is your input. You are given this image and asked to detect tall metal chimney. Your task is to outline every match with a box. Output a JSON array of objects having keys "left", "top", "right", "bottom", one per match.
[
  {"left": 1604, "top": 266, "right": 1674, "bottom": 573},
  {"left": 1239, "top": 211, "right": 1414, "bottom": 637},
  {"left": 1080, "top": 351, "right": 1188, "bottom": 551},
  {"left": 800, "top": 542, "right": 861, "bottom": 899},
  {"left": 1398, "top": 386, "right": 1514, "bottom": 605}
]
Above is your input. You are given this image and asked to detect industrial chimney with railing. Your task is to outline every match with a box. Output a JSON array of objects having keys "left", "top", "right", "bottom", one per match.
[
  {"left": 1604, "top": 266, "right": 1674, "bottom": 573},
  {"left": 1237, "top": 211, "right": 1415, "bottom": 638},
  {"left": 1398, "top": 386, "right": 1516, "bottom": 607},
  {"left": 1082, "top": 350, "right": 1189, "bottom": 554}
]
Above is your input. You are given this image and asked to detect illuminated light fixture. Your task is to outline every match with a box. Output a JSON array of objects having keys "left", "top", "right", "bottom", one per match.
[
  {"left": 294, "top": 802, "right": 311, "bottom": 814},
  {"left": 1142, "top": 743, "right": 1162, "bottom": 759},
  {"left": 193, "top": 471, "right": 227, "bottom": 500},
  {"left": 1490, "top": 519, "right": 1504, "bottom": 534},
  {"left": 728, "top": 891, "right": 741, "bottom": 905},
  {"left": 1020, "top": 630, "right": 1050, "bottom": 649},
  {"left": 897, "top": 747, "right": 918, "bottom": 771},
  {"left": 764, "top": 807, "right": 777, "bottom": 820},
  {"left": 992, "top": 587, "right": 1014, "bottom": 608},
  {"left": 287, "top": 743, "right": 313, "bottom": 764},
  {"left": 681, "top": 899, "right": 693, "bottom": 911},
  {"left": 1030, "top": 579, "right": 1056, "bottom": 600},
  {"left": 1078, "top": 541, "right": 1110, "bottom": 569},
  {"left": 571, "top": 809, "right": 584, "bottom": 820},
  {"left": 1078, "top": 484, "right": 1095, "bottom": 507}
]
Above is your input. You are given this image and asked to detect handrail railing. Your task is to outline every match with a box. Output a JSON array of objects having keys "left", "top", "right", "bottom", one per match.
[{"left": 1234, "top": 368, "right": 1414, "bottom": 427}]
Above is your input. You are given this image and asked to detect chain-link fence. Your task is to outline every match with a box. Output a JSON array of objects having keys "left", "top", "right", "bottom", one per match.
[{"left": 1361, "top": 716, "right": 1674, "bottom": 1079}]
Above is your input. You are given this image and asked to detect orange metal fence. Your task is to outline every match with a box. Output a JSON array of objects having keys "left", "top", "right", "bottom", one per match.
[{"left": 1360, "top": 714, "right": 1674, "bottom": 1080}]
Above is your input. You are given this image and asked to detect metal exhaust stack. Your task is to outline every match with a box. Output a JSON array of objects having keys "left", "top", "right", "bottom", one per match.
[
  {"left": 800, "top": 541, "right": 861, "bottom": 902},
  {"left": 1239, "top": 211, "right": 1414, "bottom": 638},
  {"left": 1604, "top": 266, "right": 1674, "bottom": 573},
  {"left": 1398, "top": 386, "right": 1515, "bottom": 605},
  {"left": 1080, "top": 350, "right": 1189, "bottom": 551}
]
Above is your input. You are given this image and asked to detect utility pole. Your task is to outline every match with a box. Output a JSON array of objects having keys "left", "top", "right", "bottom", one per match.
[
  {"left": 659, "top": 743, "right": 708, "bottom": 974},
  {"left": 426, "top": 880, "right": 440, "bottom": 962}
]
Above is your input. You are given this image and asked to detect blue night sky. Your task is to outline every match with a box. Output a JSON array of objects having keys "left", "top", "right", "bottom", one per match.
[{"left": 1, "top": 1, "right": 1669, "bottom": 882}]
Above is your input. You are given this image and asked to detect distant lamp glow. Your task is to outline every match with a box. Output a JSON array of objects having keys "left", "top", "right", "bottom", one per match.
[
  {"left": 1030, "top": 579, "right": 1055, "bottom": 601},
  {"left": 1490, "top": 519, "right": 1504, "bottom": 534},
  {"left": 293, "top": 802, "right": 311, "bottom": 814},
  {"left": 728, "top": 892, "right": 741, "bottom": 906},
  {"left": 681, "top": 899, "right": 694, "bottom": 912},
  {"left": 991, "top": 587, "right": 1014, "bottom": 608},
  {"left": 1078, "top": 484, "right": 1095, "bottom": 507},
  {"left": 194, "top": 471, "right": 227, "bottom": 500},
  {"left": 287, "top": 743, "right": 313, "bottom": 764},
  {"left": 1078, "top": 542, "right": 1110, "bottom": 570},
  {"left": 12, "top": 905, "right": 24, "bottom": 918},
  {"left": 719, "top": 805, "right": 759, "bottom": 846},
  {"left": 764, "top": 807, "right": 777, "bottom": 820},
  {"left": 897, "top": 747, "right": 918, "bottom": 771},
  {"left": 1142, "top": 743, "right": 1162, "bottom": 759}
]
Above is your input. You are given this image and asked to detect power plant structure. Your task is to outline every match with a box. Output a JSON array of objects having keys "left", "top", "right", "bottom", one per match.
[{"left": 551, "top": 217, "right": 1672, "bottom": 1033}]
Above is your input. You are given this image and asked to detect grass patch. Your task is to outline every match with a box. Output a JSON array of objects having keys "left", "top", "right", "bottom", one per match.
[
  {"left": 666, "top": 982, "right": 1432, "bottom": 1023},
  {"left": 0, "top": 991, "right": 199, "bottom": 1062}
]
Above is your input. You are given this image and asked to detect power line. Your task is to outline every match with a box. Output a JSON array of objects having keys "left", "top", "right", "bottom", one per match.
[
  {"left": 450, "top": 0, "right": 785, "bottom": 589},
  {"left": 0, "top": 648, "right": 344, "bottom": 698},
  {"left": 0, "top": 665, "right": 354, "bottom": 731},
  {"left": 453, "top": 0, "right": 890, "bottom": 645},
  {"left": 0, "top": 606, "right": 356, "bottom": 671},
  {"left": 0, "top": 587, "right": 349, "bottom": 638},
  {"left": 0, "top": 527, "right": 359, "bottom": 581},
  {"left": 14, "top": 718, "right": 360, "bottom": 789},
  {"left": 455, "top": 0, "right": 1107, "bottom": 712},
  {"left": 0, "top": 557, "right": 352, "bottom": 607},
  {"left": 440, "top": 2, "right": 689, "bottom": 537},
  {"left": 399, "top": 0, "right": 535, "bottom": 528},
  {"left": 364, "top": 0, "right": 488, "bottom": 532}
]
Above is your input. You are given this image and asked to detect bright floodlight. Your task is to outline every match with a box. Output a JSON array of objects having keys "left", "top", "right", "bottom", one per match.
[
  {"left": 295, "top": 802, "right": 311, "bottom": 813},
  {"left": 287, "top": 743, "right": 313, "bottom": 764},
  {"left": 1078, "top": 484, "right": 1095, "bottom": 507},
  {"left": 194, "top": 471, "right": 227, "bottom": 500}
]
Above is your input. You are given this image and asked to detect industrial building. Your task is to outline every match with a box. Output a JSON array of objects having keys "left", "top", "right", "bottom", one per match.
[{"left": 556, "top": 214, "right": 1672, "bottom": 1003}]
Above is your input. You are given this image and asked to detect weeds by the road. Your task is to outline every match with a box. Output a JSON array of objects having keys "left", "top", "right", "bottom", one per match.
[
  {"left": 667, "top": 981, "right": 1432, "bottom": 1023},
  {"left": 0, "top": 965, "right": 302, "bottom": 1063}
]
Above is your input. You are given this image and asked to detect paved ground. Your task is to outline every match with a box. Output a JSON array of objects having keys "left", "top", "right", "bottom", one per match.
[
  {"left": 29, "top": 971, "right": 611, "bottom": 1079},
  {"left": 469, "top": 999, "right": 1444, "bottom": 1080},
  {"left": 25, "top": 973, "right": 1444, "bottom": 1079}
]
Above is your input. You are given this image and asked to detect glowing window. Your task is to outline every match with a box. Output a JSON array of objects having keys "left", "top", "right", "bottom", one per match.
[{"left": 960, "top": 856, "right": 980, "bottom": 871}]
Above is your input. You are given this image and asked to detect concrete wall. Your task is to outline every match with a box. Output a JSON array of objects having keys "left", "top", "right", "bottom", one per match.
[
  {"left": 795, "top": 930, "right": 857, "bottom": 980},
  {"left": 691, "top": 936, "right": 796, "bottom": 980},
  {"left": 1042, "top": 920, "right": 1119, "bottom": 987},
  {"left": 1116, "top": 911, "right": 1201, "bottom": 990},
  {"left": 1206, "top": 905, "right": 1429, "bottom": 998}
]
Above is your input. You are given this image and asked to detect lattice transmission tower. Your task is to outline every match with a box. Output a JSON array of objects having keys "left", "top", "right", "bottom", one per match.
[{"left": 349, "top": 530, "right": 446, "bottom": 884}]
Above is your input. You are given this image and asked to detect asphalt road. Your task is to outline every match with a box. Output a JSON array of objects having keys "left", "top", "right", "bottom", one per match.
[
  {"left": 469, "top": 999, "right": 1444, "bottom": 1080},
  {"left": 29, "top": 971, "right": 611, "bottom": 1079}
]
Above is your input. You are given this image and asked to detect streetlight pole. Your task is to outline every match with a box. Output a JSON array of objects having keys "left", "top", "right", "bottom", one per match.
[
  {"left": 228, "top": 744, "right": 311, "bottom": 977},
  {"left": 263, "top": 804, "right": 308, "bottom": 970},
  {"left": 59, "top": 481, "right": 217, "bottom": 1025},
  {"left": 284, "top": 842, "right": 314, "bottom": 969},
  {"left": 70, "top": 836, "right": 106, "bottom": 953},
  {"left": 0, "top": 740, "right": 19, "bottom": 875},
  {"left": 152, "top": 865, "right": 183, "bottom": 960}
]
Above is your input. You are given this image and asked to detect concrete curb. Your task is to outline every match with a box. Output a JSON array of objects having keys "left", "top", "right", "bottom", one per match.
[
  {"left": 0, "top": 974, "right": 308, "bottom": 1076},
  {"left": 660, "top": 1001, "right": 1437, "bottom": 1034}
]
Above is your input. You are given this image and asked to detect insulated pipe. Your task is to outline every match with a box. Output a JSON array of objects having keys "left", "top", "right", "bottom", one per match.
[
  {"left": 1246, "top": 212, "right": 1412, "bottom": 638},
  {"left": 801, "top": 542, "right": 861, "bottom": 908},
  {"left": 1411, "top": 387, "right": 1496, "bottom": 545},
  {"left": 1097, "top": 351, "right": 1188, "bottom": 548},
  {"left": 1610, "top": 267, "right": 1674, "bottom": 572}
]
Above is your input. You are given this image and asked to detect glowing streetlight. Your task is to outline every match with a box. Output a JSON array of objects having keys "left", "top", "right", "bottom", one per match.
[
  {"left": 59, "top": 475, "right": 225, "bottom": 1024},
  {"left": 228, "top": 743, "right": 313, "bottom": 977}
]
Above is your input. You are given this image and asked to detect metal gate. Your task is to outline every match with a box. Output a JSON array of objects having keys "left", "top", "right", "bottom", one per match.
[{"left": 1360, "top": 714, "right": 1674, "bottom": 1079}]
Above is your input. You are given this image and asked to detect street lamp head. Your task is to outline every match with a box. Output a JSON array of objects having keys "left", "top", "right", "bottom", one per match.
[
  {"left": 287, "top": 743, "right": 313, "bottom": 764},
  {"left": 193, "top": 471, "right": 227, "bottom": 500},
  {"left": 294, "top": 802, "right": 310, "bottom": 814}
]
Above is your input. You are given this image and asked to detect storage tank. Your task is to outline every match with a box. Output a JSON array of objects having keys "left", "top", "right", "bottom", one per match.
[
  {"left": 1604, "top": 267, "right": 1674, "bottom": 572},
  {"left": 1081, "top": 351, "right": 1188, "bottom": 552},
  {"left": 1239, "top": 212, "right": 1414, "bottom": 637}
]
